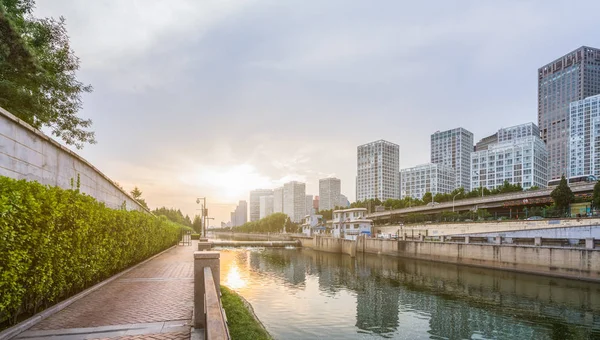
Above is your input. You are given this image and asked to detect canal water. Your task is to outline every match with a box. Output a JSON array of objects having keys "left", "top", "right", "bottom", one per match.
[{"left": 217, "top": 246, "right": 600, "bottom": 339}]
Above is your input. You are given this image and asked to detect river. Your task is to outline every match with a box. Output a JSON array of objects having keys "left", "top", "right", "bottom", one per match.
[{"left": 217, "top": 246, "right": 600, "bottom": 339}]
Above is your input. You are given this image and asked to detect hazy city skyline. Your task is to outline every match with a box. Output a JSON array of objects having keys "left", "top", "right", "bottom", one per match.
[{"left": 32, "top": 0, "right": 600, "bottom": 226}]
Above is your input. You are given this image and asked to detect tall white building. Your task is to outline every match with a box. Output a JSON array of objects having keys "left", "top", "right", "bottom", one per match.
[
  {"left": 259, "top": 195, "right": 274, "bottom": 219},
  {"left": 249, "top": 189, "right": 273, "bottom": 222},
  {"left": 471, "top": 130, "right": 548, "bottom": 191},
  {"left": 356, "top": 140, "right": 400, "bottom": 201},
  {"left": 569, "top": 95, "right": 600, "bottom": 178},
  {"left": 400, "top": 163, "right": 455, "bottom": 200},
  {"left": 230, "top": 200, "right": 247, "bottom": 227},
  {"left": 305, "top": 195, "right": 313, "bottom": 216},
  {"left": 497, "top": 123, "right": 540, "bottom": 142},
  {"left": 273, "top": 187, "right": 284, "bottom": 213},
  {"left": 318, "top": 177, "right": 341, "bottom": 211},
  {"left": 283, "top": 181, "right": 306, "bottom": 223},
  {"left": 431, "top": 128, "right": 474, "bottom": 191}
]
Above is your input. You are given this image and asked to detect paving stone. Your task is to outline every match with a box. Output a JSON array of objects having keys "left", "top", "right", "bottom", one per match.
[{"left": 23, "top": 243, "right": 197, "bottom": 339}]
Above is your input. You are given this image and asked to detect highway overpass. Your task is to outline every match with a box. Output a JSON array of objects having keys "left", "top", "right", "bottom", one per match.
[{"left": 367, "top": 182, "right": 595, "bottom": 222}]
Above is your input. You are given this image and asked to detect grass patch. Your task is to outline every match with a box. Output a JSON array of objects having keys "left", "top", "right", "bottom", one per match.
[{"left": 221, "top": 286, "right": 272, "bottom": 340}]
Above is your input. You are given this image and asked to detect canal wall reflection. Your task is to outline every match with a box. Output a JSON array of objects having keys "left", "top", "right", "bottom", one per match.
[{"left": 234, "top": 248, "right": 600, "bottom": 339}]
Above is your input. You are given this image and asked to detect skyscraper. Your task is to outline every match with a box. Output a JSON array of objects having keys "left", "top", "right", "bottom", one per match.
[
  {"left": 318, "top": 177, "right": 341, "bottom": 211},
  {"left": 538, "top": 46, "right": 600, "bottom": 180},
  {"left": 283, "top": 181, "right": 306, "bottom": 223},
  {"left": 356, "top": 140, "right": 400, "bottom": 201},
  {"left": 231, "top": 200, "right": 247, "bottom": 226},
  {"left": 400, "top": 163, "right": 455, "bottom": 200},
  {"left": 273, "top": 187, "right": 284, "bottom": 213},
  {"left": 249, "top": 189, "right": 273, "bottom": 222},
  {"left": 259, "top": 195, "right": 274, "bottom": 219},
  {"left": 305, "top": 195, "right": 313, "bottom": 216},
  {"left": 569, "top": 94, "right": 600, "bottom": 178},
  {"left": 430, "top": 127, "right": 474, "bottom": 191}
]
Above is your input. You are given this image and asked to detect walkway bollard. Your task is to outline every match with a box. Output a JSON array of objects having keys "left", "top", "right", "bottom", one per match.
[
  {"left": 586, "top": 238, "right": 595, "bottom": 249},
  {"left": 198, "top": 241, "right": 212, "bottom": 251},
  {"left": 194, "top": 251, "right": 221, "bottom": 329}
]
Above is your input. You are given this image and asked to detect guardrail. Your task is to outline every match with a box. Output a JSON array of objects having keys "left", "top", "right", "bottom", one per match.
[
  {"left": 194, "top": 251, "right": 230, "bottom": 340},
  {"left": 421, "top": 235, "right": 598, "bottom": 249}
]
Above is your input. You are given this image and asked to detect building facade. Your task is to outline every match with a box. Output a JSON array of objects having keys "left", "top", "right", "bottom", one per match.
[
  {"left": 331, "top": 208, "right": 372, "bottom": 240},
  {"left": 249, "top": 189, "right": 273, "bottom": 222},
  {"left": 471, "top": 136, "right": 548, "bottom": 191},
  {"left": 231, "top": 200, "right": 248, "bottom": 227},
  {"left": 497, "top": 123, "right": 540, "bottom": 142},
  {"left": 569, "top": 94, "right": 600, "bottom": 178},
  {"left": 318, "top": 177, "right": 341, "bottom": 211},
  {"left": 259, "top": 195, "right": 274, "bottom": 219},
  {"left": 273, "top": 187, "right": 284, "bottom": 213},
  {"left": 283, "top": 181, "right": 306, "bottom": 223},
  {"left": 356, "top": 140, "right": 400, "bottom": 201},
  {"left": 339, "top": 194, "right": 350, "bottom": 208},
  {"left": 538, "top": 46, "right": 600, "bottom": 180},
  {"left": 475, "top": 133, "right": 498, "bottom": 152},
  {"left": 400, "top": 163, "right": 456, "bottom": 200},
  {"left": 305, "top": 195, "right": 314, "bottom": 216},
  {"left": 431, "top": 127, "right": 474, "bottom": 191}
]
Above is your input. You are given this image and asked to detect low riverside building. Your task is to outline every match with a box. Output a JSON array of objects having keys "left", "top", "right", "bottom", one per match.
[
  {"left": 331, "top": 208, "right": 373, "bottom": 240},
  {"left": 301, "top": 214, "right": 326, "bottom": 236}
]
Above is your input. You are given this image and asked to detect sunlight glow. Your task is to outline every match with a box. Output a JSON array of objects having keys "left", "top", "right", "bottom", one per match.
[{"left": 225, "top": 262, "right": 246, "bottom": 289}]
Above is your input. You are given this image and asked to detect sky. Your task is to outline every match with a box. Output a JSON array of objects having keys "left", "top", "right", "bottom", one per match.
[{"left": 33, "top": 0, "right": 600, "bottom": 226}]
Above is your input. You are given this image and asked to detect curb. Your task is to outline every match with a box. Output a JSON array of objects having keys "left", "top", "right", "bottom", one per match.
[{"left": 0, "top": 244, "right": 179, "bottom": 340}]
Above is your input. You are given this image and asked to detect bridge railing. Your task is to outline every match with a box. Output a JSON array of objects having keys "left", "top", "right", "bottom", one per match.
[
  {"left": 421, "top": 235, "right": 598, "bottom": 249},
  {"left": 194, "top": 251, "right": 230, "bottom": 340}
]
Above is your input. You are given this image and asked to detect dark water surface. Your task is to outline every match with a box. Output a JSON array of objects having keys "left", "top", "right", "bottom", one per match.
[{"left": 216, "top": 246, "right": 600, "bottom": 339}]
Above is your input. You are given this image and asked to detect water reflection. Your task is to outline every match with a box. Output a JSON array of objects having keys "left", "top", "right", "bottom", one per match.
[{"left": 218, "top": 247, "right": 600, "bottom": 339}]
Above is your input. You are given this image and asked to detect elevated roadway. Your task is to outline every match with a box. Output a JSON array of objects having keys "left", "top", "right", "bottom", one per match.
[{"left": 368, "top": 182, "right": 595, "bottom": 222}]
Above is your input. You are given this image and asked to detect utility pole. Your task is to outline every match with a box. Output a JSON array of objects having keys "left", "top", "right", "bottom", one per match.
[{"left": 196, "top": 197, "right": 207, "bottom": 238}]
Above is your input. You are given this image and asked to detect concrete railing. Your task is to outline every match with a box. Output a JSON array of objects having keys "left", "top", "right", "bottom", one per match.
[
  {"left": 424, "top": 235, "right": 598, "bottom": 249},
  {"left": 194, "top": 251, "right": 229, "bottom": 340}
]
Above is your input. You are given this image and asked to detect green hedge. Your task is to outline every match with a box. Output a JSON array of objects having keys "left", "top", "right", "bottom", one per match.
[
  {"left": 191, "top": 233, "right": 200, "bottom": 240},
  {"left": 0, "top": 176, "right": 184, "bottom": 326}
]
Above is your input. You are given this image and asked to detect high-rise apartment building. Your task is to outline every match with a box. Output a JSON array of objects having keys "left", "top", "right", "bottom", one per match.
[
  {"left": 313, "top": 196, "right": 319, "bottom": 211},
  {"left": 283, "top": 181, "right": 306, "bottom": 223},
  {"left": 497, "top": 123, "right": 540, "bottom": 143},
  {"left": 273, "top": 187, "right": 284, "bottom": 213},
  {"left": 305, "top": 195, "right": 313, "bottom": 216},
  {"left": 230, "top": 200, "right": 248, "bottom": 227},
  {"left": 475, "top": 133, "right": 498, "bottom": 152},
  {"left": 249, "top": 189, "right": 273, "bottom": 222},
  {"left": 538, "top": 46, "right": 600, "bottom": 180},
  {"left": 400, "top": 163, "right": 455, "bottom": 200},
  {"left": 356, "top": 140, "right": 400, "bottom": 201},
  {"left": 569, "top": 94, "right": 600, "bottom": 178},
  {"left": 471, "top": 132, "right": 548, "bottom": 191},
  {"left": 339, "top": 194, "right": 350, "bottom": 208},
  {"left": 259, "top": 195, "right": 274, "bottom": 219},
  {"left": 431, "top": 127, "right": 474, "bottom": 191},
  {"left": 318, "top": 177, "right": 341, "bottom": 211}
]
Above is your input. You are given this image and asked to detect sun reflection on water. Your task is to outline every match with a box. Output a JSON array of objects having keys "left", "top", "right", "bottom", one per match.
[{"left": 225, "top": 261, "right": 246, "bottom": 289}]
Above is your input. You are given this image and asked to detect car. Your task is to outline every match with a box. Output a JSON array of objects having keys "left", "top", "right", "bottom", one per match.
[{"left": 526, "top": 216, "right": 544, "bottom": 220}]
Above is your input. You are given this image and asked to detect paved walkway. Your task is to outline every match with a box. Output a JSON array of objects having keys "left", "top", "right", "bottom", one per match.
[{"left": 16, "top": 242, "right": 197, "bottom": 340}]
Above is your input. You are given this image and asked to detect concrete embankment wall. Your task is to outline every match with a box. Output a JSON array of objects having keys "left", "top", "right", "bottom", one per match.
[
  {"left": 0, "top": 107, "right": 145, "bottom": 211},
  {"left": 211, "top": 232, "right": 295, "bottom": 241},
  {"left": 296, "top": 236, "right": 356, "bottom": 257},
  {"left": 375, "top": 218, "right": 600, "bottom": 237},
  {"left": 355, "top": 237, "right": 600, "bottom": 281},
  {"left": 454, "top": 225, "right": 600, "bottom": 239}
]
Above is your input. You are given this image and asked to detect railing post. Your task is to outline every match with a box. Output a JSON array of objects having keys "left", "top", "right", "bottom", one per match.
[
  {"left": 586, "top": 238, "right": 595, "bottom": 249},
  {"left": 465, "top": 236, "right": 470, "bottom": 244},
  {"left": 495, "top": 236, "right": 502, "bottom": 245},
  {"left": 198, "top": 241, "right": 212, "bottom": 251},
  {"left": 534, "top": 237, "right": 542, "bottom": 246},
  {"left": 194, "top": 251, "right": 221, "bottom": 329}
]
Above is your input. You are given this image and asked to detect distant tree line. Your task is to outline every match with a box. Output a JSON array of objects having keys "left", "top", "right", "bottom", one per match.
[
  {"left": 217, "top": 213, "right": 299, "bottom": 233},
  {"left": 152, "top": 207, "right": 192, "bottom": 227}
]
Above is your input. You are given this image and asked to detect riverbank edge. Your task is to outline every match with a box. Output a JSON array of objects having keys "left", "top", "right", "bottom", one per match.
[{"left": 220, "top": 286, "right": 273, "bottom": 340}]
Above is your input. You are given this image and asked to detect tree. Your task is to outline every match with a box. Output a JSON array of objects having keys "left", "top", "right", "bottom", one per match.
[
  {"left": 422, "top": 192, "right": 433, "bottom": 204},
  {"left": 0, "top": 0, "right": 94, "bottom": 148},
  {"left": 192, "top": 215, "right": 203, "bottom": 234},
  {"left": 593, "top": 181, "right": 600, "bottom": 209},
  {"left": 550, "top": 175, "right": 574, "bottom": 213},
  {"left": 130, "top": 186, "right": 148, "bottom": 210}
]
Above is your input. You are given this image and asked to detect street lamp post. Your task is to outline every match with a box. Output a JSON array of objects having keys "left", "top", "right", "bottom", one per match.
[
  {"left": 196, "top": 197, "right": 207, "bottom": 238},
  {"left": 452, "top": 193, "right": 461, "bottom": 212}
]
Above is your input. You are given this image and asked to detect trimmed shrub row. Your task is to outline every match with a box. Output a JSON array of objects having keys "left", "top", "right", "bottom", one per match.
[{"left": 0, "top": 176, "right": 184, "bottom": 326}]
